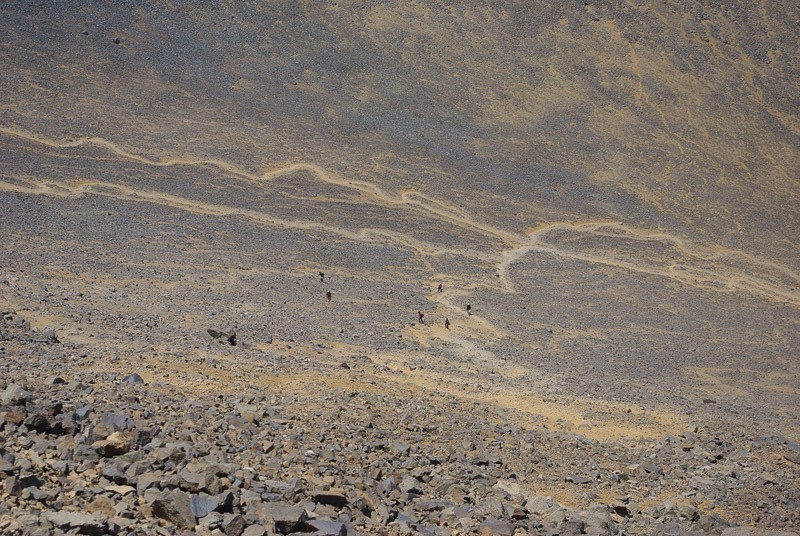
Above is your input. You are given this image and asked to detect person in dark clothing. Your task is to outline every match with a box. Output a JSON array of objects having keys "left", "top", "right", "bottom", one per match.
[
  {"left": 319, "top": 271, "right": 325, "bottom": 283},
  {"left": 437, "top": 283, "right": 443, "bottom": 293},
  {"left": 466, "top": 304, "right": 472, "bottom": 316},
  {"left": 326, "top": 291, "right": 332, "bottom": 302},
  {"left": 418, "top": 311, "right": 425, "bottom": 324},
  {"left": 444, "top": 318, "right": 450, "bottom": 330}
]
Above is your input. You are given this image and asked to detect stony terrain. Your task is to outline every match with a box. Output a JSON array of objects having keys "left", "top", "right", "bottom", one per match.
[
  {"left": 2, "top": 313, "right": 799, "bottom": 535},
  {"left": 1, "top": 1, "right": 798, "bottom": 535}
]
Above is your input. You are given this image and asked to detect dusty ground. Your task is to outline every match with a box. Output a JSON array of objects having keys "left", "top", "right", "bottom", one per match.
[{"left": 0, "top": 1, "right": 798, "bottom": 534}]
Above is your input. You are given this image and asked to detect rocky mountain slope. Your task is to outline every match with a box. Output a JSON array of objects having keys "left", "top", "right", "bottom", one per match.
[{"left": 1, "top": 1, "right": 798, "bottom": 534}]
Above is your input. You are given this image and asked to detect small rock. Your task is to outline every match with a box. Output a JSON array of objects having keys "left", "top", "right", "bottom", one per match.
[
  {"left": 151, "top": 489, "right": 197, "bottom": 529},
  {"left": 1, "top": 384, "right": 31, "bottom": 406},
  {"left": 565, "top": 475, "right": 592, "bottom": 484},
  {"left": 679, "top": 504, "right": 699, "bottom": 522},
  {"left": 208, "top": 328, "right": 237, "bottom": 346},
  {"left": 511, "top": 508, "right": 526, "bottom": 520},
  {"left": 37, "top": 328, "right": 59, "bottom": 342},
  {"left": 307, "top": 519, "right": 347, "bottom": 536},
  {"left": 639, "top": 462, "right": 663, "bottom": 475},
  {"left": 784, "top": 451, "right": 800, "bottom": 465},
  {"left": 137, "top": 472, "right": 163, "bottom": 495},
  {"left": 493, "top": 479, "right": 528, "bottom": 498},
  {"left": 478, "top": 518, "right": 515, "bottom": 536},
  {"left": 223, "top": 513, "right": 247, "bottom": 536},
  {"left": 191, "top": 493, "right": 220, "bottom": 518},
  {"left": 87, "top": 495, "right": 117, "bottom": 517},
  {"left": 105, "top": 484, "right": 136, "bottom": 495},
  {"left": 312, "top": 488, "right": 348, "bottom": 507},
  {"left": 102, "top": 412, "right": 134, "bottom": 432},
  {"left": 399, "top": 475, "right": 421, "bottom": 494},
  {"left": 43, "top": 511, "right": 106, "bottom": 536},
  {"left": 92, "top": 431, "right": 130, "bottom": 457},
  {"left": 199, "top": 511, "right": 223, "bottom": 529},
  {"left": 122, "top": 373, "right": 145, "bottom": 385},
  {"left": 252, "top": 501, "right": 307, "bottom": 533},
  {"left": 18, "top": 473, "right": 44, "bottom": 489},
  {"left": 559, "top": 519, "right": 586, "bottom": 536},
  {"left": 242, "top": 525, "right": 267, "bottom": 536},
  {"left": 2, "top": 410, "right": 25, "bottom": 424}
]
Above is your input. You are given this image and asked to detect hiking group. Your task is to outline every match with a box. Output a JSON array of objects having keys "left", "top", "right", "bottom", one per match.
[{"left": 321, "top": 275, "right": 468, "bottom": 330}]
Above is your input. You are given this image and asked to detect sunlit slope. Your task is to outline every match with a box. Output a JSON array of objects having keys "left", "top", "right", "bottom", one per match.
[{"left": 2, "top": 0, "right": 797, "bottom": 266}]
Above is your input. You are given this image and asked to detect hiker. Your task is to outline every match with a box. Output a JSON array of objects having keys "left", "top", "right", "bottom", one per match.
[
  {"left": 437, "top": 283, "right": 443, "bottom": 293},
  {"left": 466, "top": 303, "right": 472, "bottom": 316},
  {"left": 418, "top": 311, "right": 425, "bottom": 324},
  {"left": 326, "top": 291, "right": 332, "bottom": 302},
  {"left": 444, "top": 317, "right": 450, "bottom": 329},
  {"left": 319, "top": 271, "right": 325, "bottom": 283}
]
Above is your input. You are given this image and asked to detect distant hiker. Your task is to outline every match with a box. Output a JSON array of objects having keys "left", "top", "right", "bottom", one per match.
[
  {"left": 466, "top": 303, "right": 472, "bottom": 316},
  {"left": 319, "top": 271, "right": 325, "bottom": 283},
  {"left": 444, "top": 318, "right": 451, "bottom": 330},
  {"left": 326, "top": 291, "right": 332, "bottom": 302},
  {"left": 418, "top": 311, "right": 425, "bottom": 324},
  {"left": 437, "top": 283, "right": 443, "bottom": 293}
]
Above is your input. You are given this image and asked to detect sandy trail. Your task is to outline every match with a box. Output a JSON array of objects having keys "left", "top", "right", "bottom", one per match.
[
  {"left": 499, "top": 222, "right": 800, "bottom": 306},
  {"left": 2, "top": 126, "right": 798, "bottom": 308}
]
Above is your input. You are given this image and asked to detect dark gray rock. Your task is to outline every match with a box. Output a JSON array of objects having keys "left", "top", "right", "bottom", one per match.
[
  {"left": 133, "top": 426, "right": 156, "bottom": 447},
  {"left": 478, "top": 518, "right": 515, "bottom": 536},
  {"left": 190, "top": 493, "right": 219, "bottom": 518},
  {"left": 251, "top": 501, "right": 308, "bottom": 533},
  {"left": 208, "top": 328, "right": 237, "bottom": 346},
  {"left": 311, "top": 488, "right": 348, "bottom": 507},
  {"left": 18, "top": 473, "right": 44, "bottom": 489},
  {"left": 72, "top": 444, "right": 99, "bottom": 462},
  {"left": 102, "top": 412, "right": 134, "bottom": 432},
  {"left": 150, "top": 489, "right": 196, "bottom": 529},
  {"left": 101, "top": 463, "right": 128, "bottom": 484},
  {"left": 559, "top": 519, "right": 585, "bottom": 536},
  {"left": 565, "top": 475, "right": 592, "bottom": 484},
  {"left": 22, "top": 412, "right": 50, "bottom": 433},
  {"left": 307, "top": 519, "right": 347, "bottom": 536},
  {"left": 471, "top": 453, "right": 501, "bottom": 466},
  {"left": 222, "top": 513, "right": 247, "bottom": 536},
  {"left": 42, "top": 511, "right": 107, "bottom": 536},
  {"left": 122, "top": 373, "right": 145, "bottom": 385}
]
